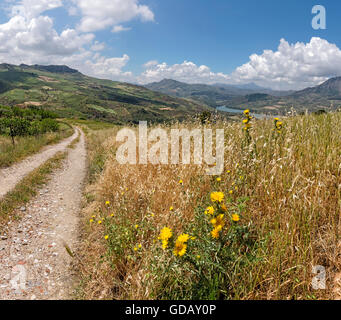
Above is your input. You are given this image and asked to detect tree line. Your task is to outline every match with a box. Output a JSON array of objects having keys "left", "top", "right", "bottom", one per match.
[{"left": 0, "top": 105, "right": 60, "bottom": 145}]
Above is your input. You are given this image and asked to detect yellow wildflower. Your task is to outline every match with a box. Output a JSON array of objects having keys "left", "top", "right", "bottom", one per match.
[
  {"left": 196, "top": 255, "right": 201, "bottom": 259},
  {"left": 179, "top": 180, "right": 183, "bottom": 185},
  {"left": 170, "top": 206, "right": 174, "bottom": 211},
  {"left": 205, "top": 206, "right": 215, "bottom": 215},
  {"left": 211, "top": 225, "right": 222, "bottom": 239},
  {"left": 105, "top": 201, "right": 110, "bottom": 205},
  {"left": 177, "top": 234, "right": 190, "bottom": 243},
  {"left": 98, "top": 220, "right": 102, "bottom": 224},
  {"left": 221, "top": 203, "right": 227, "bottom": 212},
  {"left": 161, "top": 240, "right": 169, "bottom": 250},
  {"left": 134, "top": 247, "right": 138, "bottom": 251},
  {"left": 211, "top": 214, "right": 225, "bottom": 229},
  {"left": 135, "top": 224, "right": 139, "bottom": 229},
  {"left": 210, "top": 192, "right": 224, "bottom": 203},
  {"left": 232, "top": 214, "right": 240, "bottom": 222},
  {"left": 138, "top": 244, "right": 142, "bottom": 249},
  {"left": 104, "top": 235, "right": 109, "bottom": 240},
  {"left": 89, "top": 219, "right": 94, "bottom": 223},
  {"left": 244, "top": 109, "right": 250, "bottom": 115},
  {"left": 216, "top": 177, "right": 221, "bottom": 182},
  {"left": 158, "top": 227, "right": 173, "bottom": 241},
  {"left": 173, "top": 241, "right": 187, "bottom": 257},
  {"left": 229, "top": 190, "right": 233, "bottom": 195}
]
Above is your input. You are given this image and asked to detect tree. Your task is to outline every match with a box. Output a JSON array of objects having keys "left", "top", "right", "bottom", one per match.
[{"left": 0, "top": 117, "right": 30, "bottom": 145}]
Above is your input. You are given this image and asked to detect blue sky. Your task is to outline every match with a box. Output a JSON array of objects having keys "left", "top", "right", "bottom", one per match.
[{"left": 0, "top": 0, "right": 340, "bottom": 89}]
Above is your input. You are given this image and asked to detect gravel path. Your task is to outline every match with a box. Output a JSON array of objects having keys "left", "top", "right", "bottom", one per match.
[
  {"left": 0, "top": 129, "right": 78, "bottom": 199},
  {"left": 0, "top": 129, "right": 87, "bottom": 300}
]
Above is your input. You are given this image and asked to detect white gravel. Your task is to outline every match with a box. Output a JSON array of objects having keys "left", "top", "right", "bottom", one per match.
[{"left": 0, "top": 129, "right": 87, "bottom": 300}]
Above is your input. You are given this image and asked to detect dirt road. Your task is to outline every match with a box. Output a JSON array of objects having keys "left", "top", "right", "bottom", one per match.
[
  {"left": 0, "top": 129, "right": 79, "bottom": 199},
  {"left": 0, "top": 129, "right": 87, "bottom": 300}
]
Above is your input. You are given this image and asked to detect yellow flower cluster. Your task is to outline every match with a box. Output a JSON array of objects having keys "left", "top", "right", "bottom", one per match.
[
  {"left": 158, "top": 227, "right": 173, "bottom": 250},
  {"left": 274, "top": 118, "right": 283, "bottom": 133},
  {"left": 205, "top": 206, "right": 215, "bottom": 215},
  {"left": 210, "top": 192, "right": 224, "bottom": 203},
  {"left": 210, "top": 214, "right": 225, "bottom": 239},
  {"left": 173, "top": 234, "right": 190, "bottom": 257},
  {"left": 243, "top": 109, "right": 252, "bottom": 132}
]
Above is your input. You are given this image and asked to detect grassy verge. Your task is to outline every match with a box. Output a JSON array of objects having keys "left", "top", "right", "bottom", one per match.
[
  {"left": 77, "top": 112, "right": 341, "bottom": 300},
  {"left": 0, "top": 151, "right": 67, "bottom": 228},
  {"left": 0, "top": 122, "right": 73, "bottom": 168}
]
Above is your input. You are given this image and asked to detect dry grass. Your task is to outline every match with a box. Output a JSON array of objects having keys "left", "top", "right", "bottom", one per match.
[
  {"left": 77, "top": 112, "right": 341, "bottom": 300},
  {"left": 0, "top": 123, "right": 73, "bottom": 168}
]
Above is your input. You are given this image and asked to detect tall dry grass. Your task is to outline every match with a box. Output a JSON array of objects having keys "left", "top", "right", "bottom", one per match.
[{"left": 78, "top": 112, "right": 341, "bottom": 300}]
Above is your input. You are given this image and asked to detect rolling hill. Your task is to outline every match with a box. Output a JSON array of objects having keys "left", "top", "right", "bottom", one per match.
[
  {"left": 0, "top": 64, "right": 211, "bottom": 124},
  {"left": 145, "top": 78, "right": 341, "bottom": 114}
]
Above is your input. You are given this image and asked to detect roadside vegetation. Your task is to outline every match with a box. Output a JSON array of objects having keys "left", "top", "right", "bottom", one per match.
[
  {"left": 76, "top": 111, "right": 341, "bottom": 300},
  {"left": 0, "top": 105, "right": 73, "bottom": 167}
]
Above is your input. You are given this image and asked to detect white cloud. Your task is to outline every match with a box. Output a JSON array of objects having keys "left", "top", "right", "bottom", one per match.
[
  {"left": 138, "top": 38, "right": 341, "bottom": 90},
  {"left": 0, "top": 0, "right": 133, "bottom": 82},
  {"left": 138, "top": 61, "right": 230, "bottom": 84},
  {"left": 231, "top": 37, "right": 341, "bottom": 89},
  {"left": 112, "top": 25, "right": 131, "bottom": 33},
  {"left": 11, "top": 0, "right": 63, "bottom": 19},
  {"left": 91, "top": 41, "right": 105, "bottom": 51},
  {"left": 143, "top": 60, "right": 158, "bottom": 68},
  {"left": 75, "top": 0, "right": 154, "bottom": 32},
  {"left": 0, "top": 15, "right": 94, "bottom": 59}
]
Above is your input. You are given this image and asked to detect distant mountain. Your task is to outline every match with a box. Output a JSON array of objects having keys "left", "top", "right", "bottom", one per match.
[
  {"left": 0, "top": 64, "right": 210, "bottom": 123},
  {"left": 145, "top": 79, "right": 293, "bottom": 107},
  {"left": 293, "top": 77, "right": 341, "bottom": 99},
  {"left": 145, "top": 79, "right": 254, "bottom": 107},
  {"left": 19, "top": 64, "right": 80, "bottom": 74},
  {"left": 214, "top": 82, "right": 293, "bottom": 97},
  {"left": 145, "top": 78, "right": 341, "bottom": 114}
]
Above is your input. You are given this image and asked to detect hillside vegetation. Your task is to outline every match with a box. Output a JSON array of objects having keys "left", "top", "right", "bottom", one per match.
[
  {"left": 0, "top": 105, "right": 73, "bottom": 167},
  {"left": 0, "top": 64, "right": 210, "bottom": 124},
  {"left": 146, "top": 78, "right": 341, "bottom": 114},
  {"left": 76, "top": 111, "right": 341, "bottom": 300}
]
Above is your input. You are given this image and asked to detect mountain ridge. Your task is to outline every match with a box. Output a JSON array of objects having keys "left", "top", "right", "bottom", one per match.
[
  {"left": 145, "top": 78, "right": 341, "bottom": 113},
  {"left": 0, "top": 63, "right": 211, "bottom": 123}
]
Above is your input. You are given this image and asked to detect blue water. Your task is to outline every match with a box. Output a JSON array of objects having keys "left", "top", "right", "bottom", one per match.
[{"left": 216, "top": 106, "right": 269, "bottom": 119}]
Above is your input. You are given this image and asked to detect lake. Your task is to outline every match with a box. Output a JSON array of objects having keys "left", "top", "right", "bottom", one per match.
[{"left": 216, "top": 106, "right": 269, "bottom": 119}]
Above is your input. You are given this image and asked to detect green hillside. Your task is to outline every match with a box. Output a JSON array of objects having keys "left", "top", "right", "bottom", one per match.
[
  {"left": 0, "top": 64, "right": 211, "bottom": 124},
  {"left": 145, "top": 78, "right": 341, "bottom": 114}
]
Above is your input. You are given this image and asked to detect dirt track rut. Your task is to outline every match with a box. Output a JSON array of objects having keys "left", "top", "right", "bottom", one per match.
[{"left": 0, "top": 129, "right": 87, "bottom": 300}]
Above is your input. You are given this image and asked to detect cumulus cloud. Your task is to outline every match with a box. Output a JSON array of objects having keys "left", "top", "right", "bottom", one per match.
[
  {"left": 112, "top": 25, "right": 131, "bottom": 33},
  {"left": 74, "top": 0, "right": 154, "bottom": 32},
  {"left": 90, "top": 41, "right": 105, "bottom": 51},
  {"left": 138, "top": 61, "right": 230, "bottom": 84},
  {"left": 231, "top": 37, "right": 341, "bottom": 89},
  {"left": 0, "top": 0, "right": 134, "bottom": 82},
  {"left": 138, "top": 38, "right": 341, "bottom": 90},
  {"left": 11, "top": 0, "right": 63, "bottom": 19},
  {"left": 143, "top": 60, "right": 159, "bottom": 68}
]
